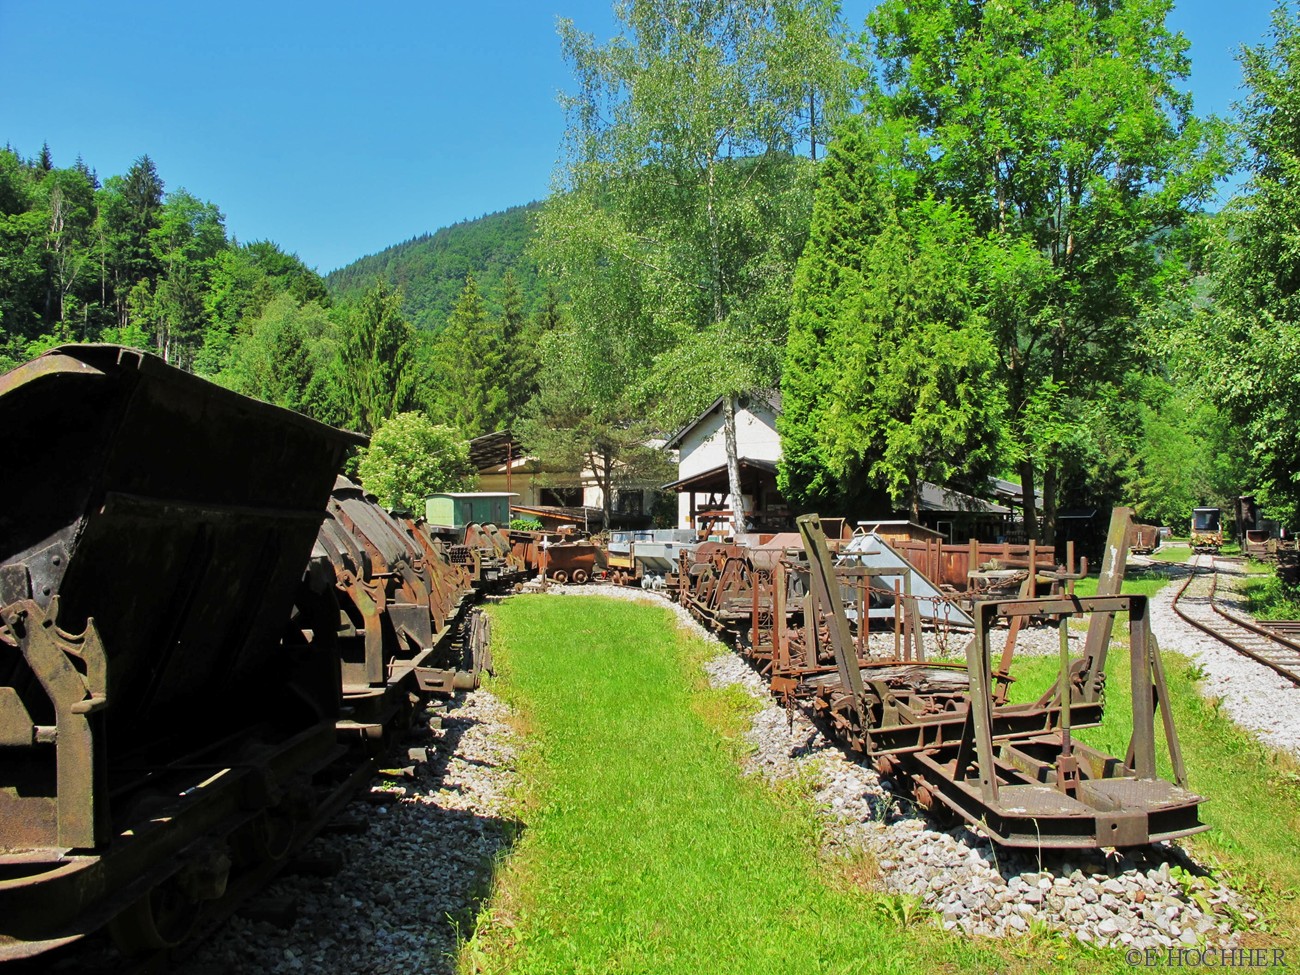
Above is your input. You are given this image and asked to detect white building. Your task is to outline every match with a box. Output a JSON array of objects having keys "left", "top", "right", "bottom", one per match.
[{"left": 661, "top": 393, "right": 786, "bottom": 531}]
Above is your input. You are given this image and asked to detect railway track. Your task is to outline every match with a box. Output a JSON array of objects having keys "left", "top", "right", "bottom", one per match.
[{"left": 1170, "top": 554, "right": 1300, "bottom": 687}]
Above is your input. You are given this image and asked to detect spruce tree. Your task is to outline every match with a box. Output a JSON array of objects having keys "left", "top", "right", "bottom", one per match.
[
  {"left": 338, "top": 279, "right": 415, "bottom": 432},
  {"left": 436, "top": 272, "right": 507, "bottom": 438}
]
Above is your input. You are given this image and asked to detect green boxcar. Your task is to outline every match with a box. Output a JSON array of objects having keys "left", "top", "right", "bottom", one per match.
[{"left": 425, "top": 492, "right": 516, "bottom": 529}]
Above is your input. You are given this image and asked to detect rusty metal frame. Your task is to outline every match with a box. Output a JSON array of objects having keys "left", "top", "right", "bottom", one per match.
[
  {"left": 784, "top": 512, "right": 1204, "bottom": 850},
  {"left": 0, "top": 598, "right": 109, "bottom": 851}
]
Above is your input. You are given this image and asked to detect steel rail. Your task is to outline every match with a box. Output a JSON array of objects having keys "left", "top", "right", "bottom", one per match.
[{"left": 1170, "top": 555, "right": 1300, "bottom": 687}]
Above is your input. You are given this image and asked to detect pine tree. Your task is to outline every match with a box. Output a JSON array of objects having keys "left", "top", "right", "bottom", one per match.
[
  {"left": 498, "top": 269, "right": 534, "bottom": 424},
  {"left": 111, "top": 155, "right": 165, "bottom": 310},
  {"left": 435, "top": 272, "right": 507, "bottom": 438},
  {"left": 338, "top": 279, "right": 415, "bottom": 432},
  {"left": 777, "top": 119, "right": 900, "bottom": 512},
  {"left": 779, "top": 120, "right": 1005, "bottom": 517}
]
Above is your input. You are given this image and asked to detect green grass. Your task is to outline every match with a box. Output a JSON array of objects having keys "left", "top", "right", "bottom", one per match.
[
  {"left": 1007, "top": 644, "right": 1300, "bottom": 950},
  {"left": 1151, "top": 543, "right": 1194, "bottom": 564},
  {"left": 464, "top": 596, "right": 1131, "bottom": 974},
  {"left": 1070, "top": 569, "right": 1172, "bottom": 601},
  {"left": 1239, "top": 573, "right": 1300, "bottom": 620}
]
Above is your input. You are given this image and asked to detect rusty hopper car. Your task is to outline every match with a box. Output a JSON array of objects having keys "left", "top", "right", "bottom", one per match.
[
  {"left": 423, "top": 493, "right": 528, "bottom": 589},
  {"left": 1128, "top": 523, "right": 1161, "bottom": 556},
  {"left": 0, "top": 346, "right": 362, "bottom": 960}
]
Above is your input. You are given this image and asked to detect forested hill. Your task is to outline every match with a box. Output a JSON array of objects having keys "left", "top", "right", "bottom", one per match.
[{"left": 325, "top": 202, "right": 543, "bottom": 332}]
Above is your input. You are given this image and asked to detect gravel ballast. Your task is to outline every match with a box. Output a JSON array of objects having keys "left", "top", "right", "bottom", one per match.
[
  {"left": 175, "top": 689, "right": 521, "bottom": 975},
  {"left": 1141, "top": 556, "right": 1300, "bottom": 756}
]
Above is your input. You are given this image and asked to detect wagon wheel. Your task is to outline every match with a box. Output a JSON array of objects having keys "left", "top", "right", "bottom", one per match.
[
  {"left": 551, "top": 569, "right": 569, "bottom": 584},
  {"left": 571, "top": 568, "right": 589, "bottom": 585},
  {"left": 249, "top": 804, "right": 296, "bottom": 861},
  {"left": 108, "top": 876, "right": 201, "bottom": 953}
]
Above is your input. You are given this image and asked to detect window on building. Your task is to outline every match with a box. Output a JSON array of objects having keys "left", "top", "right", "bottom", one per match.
[
  {"left": 540, "top": 487, "right": 582, "bottom": 507},
  {"left": 615, "top": 490, "right": 643, "bottom": 516}
]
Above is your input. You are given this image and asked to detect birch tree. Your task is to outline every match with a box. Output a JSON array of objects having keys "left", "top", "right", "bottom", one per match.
[{"left": 536, "top": 0, "right": 848, "bottom": 527}]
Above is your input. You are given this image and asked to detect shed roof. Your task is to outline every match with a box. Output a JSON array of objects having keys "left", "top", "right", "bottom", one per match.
[
  {"left": 430, "top": 492, "right": 519, "bottom": 499},
  {"left": 467, "top": 430, "right": 525, "bottom": 471},
  {"left": 857, "top": 519, "right": 946, "bottom": 540},
  {"left": 661, "top": 457, "right": 779, "bottom": 492},
  {"left": 917, "top": 482, "right": 1011, "bottom": 516}
]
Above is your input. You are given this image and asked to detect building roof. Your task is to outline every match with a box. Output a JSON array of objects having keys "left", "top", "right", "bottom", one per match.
[
  {"left": 431, "top": 492, "right": 519, "bottom": 499},
  {"left": 988, "top": 476, "right": 1044, "bottom": 509},
  {"left": 662, "top": 391, "right": 781, "bottom": 450},
  {"left": 857, "top": 519, "right": 946, "bottom": 540},
  {"left": 467, "top": 430, "right": 525, "bottom": 471},
  {"left": 661, "top": 457, "right": 779, "bottom": 492},
  {"left": 917, "top": 482, "right": 1011, "bottom": 516}
]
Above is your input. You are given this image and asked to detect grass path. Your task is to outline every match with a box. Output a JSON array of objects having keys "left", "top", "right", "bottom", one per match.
[{"left": 462, "top": 595, "right": 1126, "bottom": 975}]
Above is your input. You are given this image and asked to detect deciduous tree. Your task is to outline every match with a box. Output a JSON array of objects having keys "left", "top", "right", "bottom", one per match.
[
  {"left": 517, "top": 323, "right": 673, "bottom": 528},
  {"left": 857, "top": 0, "right": 1227, "bottom": 539},
  {"left": 1203, "top": 3, "right": 1300, "bottom": 522},
  {"left": 357, "top": 412, "right": 475, "bottom": 513},
  {"left": 539, "top": 0, "right": 849, "bottom": 527}
]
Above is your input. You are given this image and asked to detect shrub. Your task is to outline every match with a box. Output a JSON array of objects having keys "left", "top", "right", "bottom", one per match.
[{"left": 357, "top": 412, "right": 475, "bottom": 512}]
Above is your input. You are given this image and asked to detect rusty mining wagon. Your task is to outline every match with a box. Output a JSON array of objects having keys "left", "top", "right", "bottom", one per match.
[
  {"left": 673, "top": 507, "right": 1206, "bottom": 850},
  {"left": 0, "top": 346, "right": 361, "bottom": 959},
  {"left": 0, "top": 346, "right": 489, "bottom": 963},
  {"left": 423, "top": 492, "right": 528, "bottom": 589},
  {"left": 1128, "top": 523, "right": 1162, "bottom": 556},
  {"left": 605, "top": 529, "right": 701, "bottom": 588}
]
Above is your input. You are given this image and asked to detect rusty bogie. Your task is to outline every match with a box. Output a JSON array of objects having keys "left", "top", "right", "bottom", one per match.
[{"left": 798, "top": 510, "right": 1204, "bottom": 851}]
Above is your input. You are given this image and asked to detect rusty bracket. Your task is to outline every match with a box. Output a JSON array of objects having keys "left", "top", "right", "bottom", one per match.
[{"left": 0, "top": 597, "right": 109, "bottom": 849}]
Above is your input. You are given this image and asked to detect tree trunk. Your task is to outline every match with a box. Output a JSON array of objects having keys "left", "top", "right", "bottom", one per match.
[
  {"left": 909, "top": 478, "right": 920, "bottom": 522},
  {"left": 808, "top": 89, "right": 817, "bottom": 161},
  {"left": 591, "top": 449, "right": 613, "bottom": 531},
  {"left": 722, "top": 393, "right": 746, "bottom": 532},
  {"left": 1042, "top": 463, "right": 1058, "bottom": 546},
  {"left": 1019, "top": 457, "right": 1038, "bottom": 542}
]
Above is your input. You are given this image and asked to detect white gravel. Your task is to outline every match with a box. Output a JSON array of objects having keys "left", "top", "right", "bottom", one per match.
[
  {"left": 1137, "top": 556, "right": 1300, "bottom": 756},
  {"left": 515, "top": 578, "right": 714, "bottom": 641},
  {"left": 174, "top": 688, "right": 521, "bottom": 975}
]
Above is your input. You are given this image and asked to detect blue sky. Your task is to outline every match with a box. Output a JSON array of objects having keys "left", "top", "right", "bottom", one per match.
[{"left": 0, "top": 1, "right": 1277, "bottom": 274}]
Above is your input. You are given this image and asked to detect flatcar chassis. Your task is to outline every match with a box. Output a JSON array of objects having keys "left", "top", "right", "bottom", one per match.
[{"left": 786, "top": 513, "right": 1207, "bottom": 850}]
